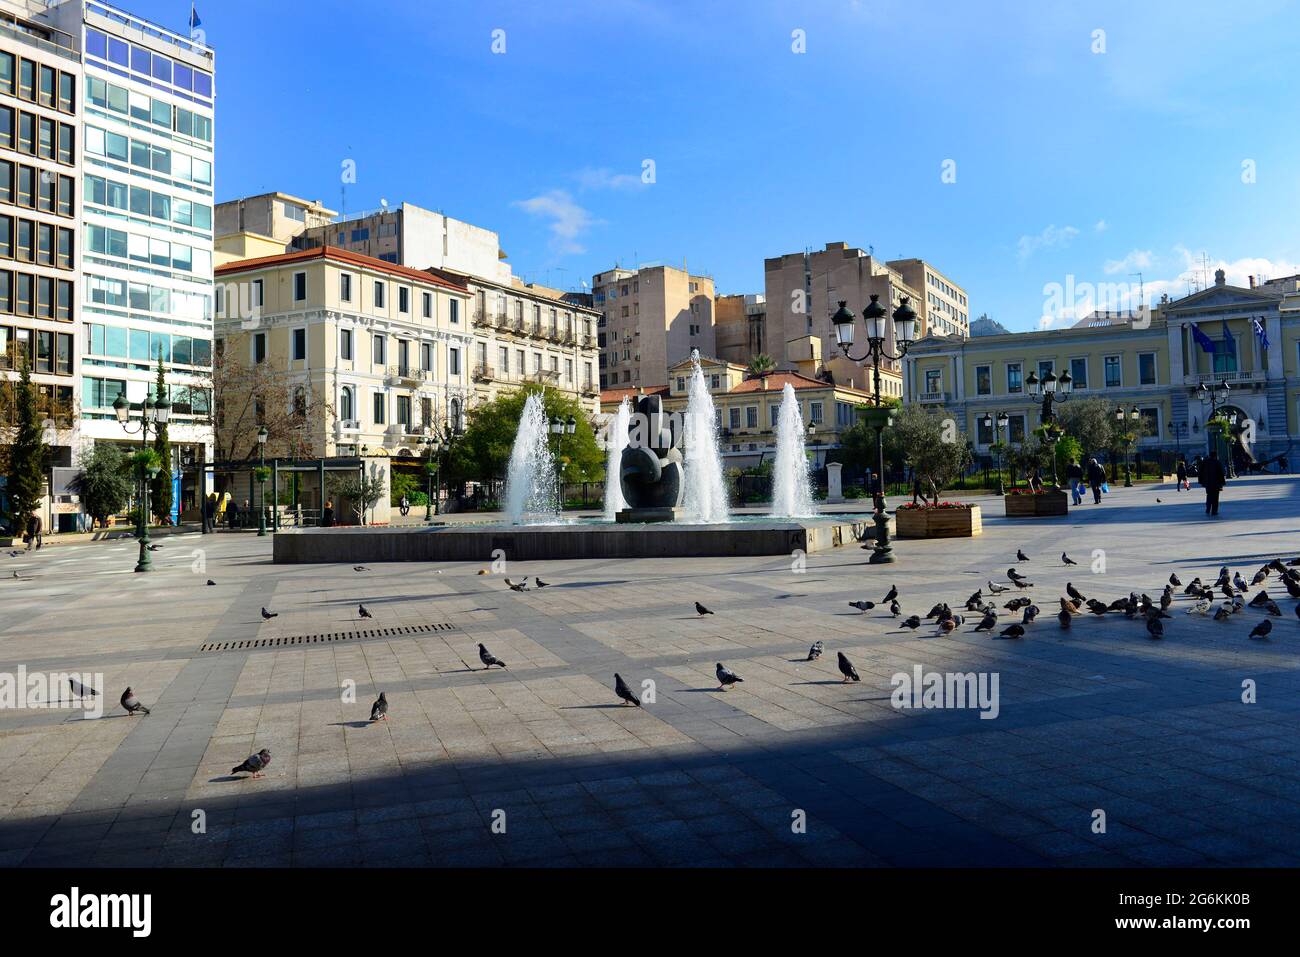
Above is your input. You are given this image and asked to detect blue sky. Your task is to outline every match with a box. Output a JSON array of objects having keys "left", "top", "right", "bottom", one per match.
[{"left": 145, "top": 0, "right": 1300, "bottom": 330}]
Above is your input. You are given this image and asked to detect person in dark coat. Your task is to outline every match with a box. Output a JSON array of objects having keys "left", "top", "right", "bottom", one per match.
[
  {"left": 1175, "top": 460, "right": 1188, "bottom": 491},
  {"left": 1198, "top": 449, "right": 1227, "bottom": 517},
  {"left": 25, "top": 513, "right": 42, "bottom": 551},
  {"left": 1085, "top": 458, "right": 1106, "bottom": 504},
  {"left": 322, "top": 499, "right": 335, "bottom": 528},
  {"left": 1065, "top": 459, "right": 1084, "bottom": 505}
]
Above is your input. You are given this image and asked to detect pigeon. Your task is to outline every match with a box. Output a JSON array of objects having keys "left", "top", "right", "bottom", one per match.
[
  {"left": 1146, "top": 618, "right": 1164, "bottom": 639},
  {"left": 1182, "top": 578, "right": 1203, "bottom": 596},
  {"left": 1004, "top": 597, "right": 1031, "bottom": 611},
  {"left": 1264, "top": 600, "right": 1282, "bottom": 617},
  {"left": 1007, "top": 568, "right": 1028, "bottom": 583},
  {"left": 997, "top": 624, "right": 1025, "bottom": 639},
  {"left": 261, "top": 607, "right": 277, "bottom": 620},
  {"left": 477, "top": 643, "right": 506, "bottom": 669},
  {"left": 1085, "top": 600, "right": 1109, "bottom": 616},
  {"left": 1057, "top": 609, "right": 1072, "bottom": 630},
  {"left": 1155, "top": 497, "right": 1162, "bottom": 503},
  {"left": 695, "top": 602, "right": 713, "bottom": 616},
  {"left": 1066, "top": 583, "right": 1087, "bottom": 603},
  {"left": 1283, "top": 576, "right": 1300, "bottom": 599},
  {"left": 1248, "top": 620, "right": 1272, "bottom": 641},
  {"left": 120, "top": 687, "right": 150, "bottom": 716},
  {"left": 837, "top": 652, "right": 860, "bottom": 682},
  {"left": 1062, "top": 553, "right": 1077, "bottom": 566},
  {"left": 974, "top": 610, "right": 998, "bottom": 632},
  {"left": 1107, "top": 597, "right": 1131, "bottom": 612},
  {"left": 353, "top": 566, "right": 370, "bottom": 572},
  {"left": 925, "top": 602, "right": 948, "bottom": 619},
  {"left": 505, "top": 577, "right": 528, "bottom": 592},
  {"left": 901, "top": 615, "right": 921, "bottom": 630},
  {"left": 614, "top": 673, "right": 641, "bottom": 706},
  {"left": 146, "top": 543, "right": 162, "bottom": 551},
  {"left": 1012, "top": 578, "right": 1034, "bottom": 590},
  {"left": 1059, "top": 597, "right": 1081, "bottom": 616},
  {"left": 807, "top": 641, "right": 824, "bottom": 661},
  {"left": 1022, "top": 605, "right": 1040, "bottom": 625},
  {"left": 358, "top": 603, "right": 372, "bottom": 619},
  {"left": 888, "top": 600, "right": 901, "bottom": 617},
  {"left": 535, "top": 579, "right": 550, "bottom": 588},
  {"left": 1249, "top": 590, "right": 1270, "bottom": 608},
  {"left": 1188, "top": 598, "right": 1211, "bottom": 615},
  {"left": 1159, "top": 590, "right": 1173, "bottom": 611},
  {"left": 369, "top": 692, "right": 388, "bottom": 721},
  {"left": 1213, "top": 606, "right": 1231, "bottom": 621},
  {"left": 937, "top": 617, "right": 958, "bottom": 635},
  {"left": 881, "top": 585, "right": 898, "bottom": 604},
  {"left": 987, "top": 581, "right": 1008, "bottom": 595},
  {"left": 231, "top": 749, "right": 271, "bottom": 778},
  {"left": 1169, "top": 573, "right": 1182, "bottom": 587},
  {"left": 848, "top": 600, "right": 875, "bottom": 613},
  {"left": 68, "top": 678, "right": 98, "bottom": 699},
  {"left": 1250, "top": 568, "right": 1269, "bottom": 587},
  {"left": 715, "top": 662, "right": 743, "bottom": 690},
  {"left": 965, "top": 590, "right": 984, "bottom": 610},
  {"left": 206, "top": 579, "right": 216, "bottom": 586},
  {"left": 1017, "top": 549, "right": 1030, "bottom": 562}
]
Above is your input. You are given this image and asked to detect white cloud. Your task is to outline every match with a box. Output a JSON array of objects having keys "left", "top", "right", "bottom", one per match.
[
  {"left": 1017, "top": 224, "right": 1079, "bottom": 262},
  {"left": 1103, "top": 249, "right": 1154, "bottom": 275},
  {"left": 575, "top": 167, "right": 646, "bottom": 192},
  {"left": 1094, "top": 220, "right": 1108, "bottom": 233},
  {"left": 512, "top": 190, "right": 598, "bottom": 255}
]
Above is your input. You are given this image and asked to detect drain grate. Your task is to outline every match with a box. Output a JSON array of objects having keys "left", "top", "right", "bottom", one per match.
[{"left": 199, "top": 622, "right": 457, "bottom": 653}]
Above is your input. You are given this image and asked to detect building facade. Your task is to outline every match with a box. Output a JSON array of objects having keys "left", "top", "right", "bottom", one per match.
[
  {"left": 902, "top": 269, "right": 1300, "bottom": 464},
  {"left": 713, "top": 293, "right": 766, "bottom": 367},
  {"left": 594, "top": 264, "right": 715, "bottom": 391},
  {"left": 213, "top": 245, "right": 473, "bottom": 460}
]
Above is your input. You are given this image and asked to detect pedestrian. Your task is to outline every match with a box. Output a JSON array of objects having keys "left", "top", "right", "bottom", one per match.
[
  {"left": 911, "top": 471, "right": 929, "bottom": 507},
  {"left": 1085, "top": 457, "right": 1107, "bottom": 505},
  {"left": 322, "top": 499, "right": 335, "bottom": 528},
  {"left": 399, "top": 494, "right": 410, "bottom": 517},
  {"left": 241, "top": 500, "right": 251, "bottom": 529},
  {"left": 24, "top": 512, "right": 42, "bottom": 551},
  {"left": 1065, "top": 458, "right": 1084, "bottom": 505},
  {"left": 1199, "top": 449, "right": 1226, "bottom": 517},
  {"left": 1279, "top": 454, "right": 1289, "bottom": 474},
  {"left": 1175, "top": 459, "right": 1188, "bottom": 492},
  {"left": 201, "top": 492, "right": 213, "bottom": 533},
  {"left": 1027, "top": 465, "right": 1043, "bottom": 493}
]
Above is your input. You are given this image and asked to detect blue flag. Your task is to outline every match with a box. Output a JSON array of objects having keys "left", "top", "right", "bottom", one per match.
[
  {"left": 190, "top": 6, "right": 201, "bottom": 29},
  {"left": 1190, "top": 323, "right": 1216, "bottom": 353},
  {"left": 1221, "top": 320, "right": 1236, "bottom": 355},
  {"left": 1253, "top": 317, "right": 1270, "bottom": 351}
]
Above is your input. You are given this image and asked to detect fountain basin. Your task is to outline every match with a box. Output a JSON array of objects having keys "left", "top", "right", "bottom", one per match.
[{"left": 272, "top": 516, "right": 882, "bottom": 563}]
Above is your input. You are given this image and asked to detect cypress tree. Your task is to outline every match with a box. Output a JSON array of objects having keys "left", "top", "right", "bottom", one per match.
[
  {"left": 149, "top": 350, "right": 173, "bottom": 524},
  {"left": 5, "top": 356, "right": 47, "bottom": 534}
]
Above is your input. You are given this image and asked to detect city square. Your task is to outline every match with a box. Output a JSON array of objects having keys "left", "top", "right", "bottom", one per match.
[{"left": 1, "top": 475, "right": 1297, "bottom": 870}]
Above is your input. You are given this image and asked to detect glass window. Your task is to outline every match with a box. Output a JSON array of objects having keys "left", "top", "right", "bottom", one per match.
[
  {"left": 1138, "top": 352, "right": 1156, "bottom": 385},
  {"left": 1069, "top": 357, "right": 1087, "bottom": 390},
  {"left": 1006, "top": 362, "right": 1022, "bottom": 394},
  {"left": 1105, "top": 355, "right": 1121, "bottom": 387},
  {"left": 130, "top": 328, "right": 150, "bottom": 360},
  {"left": 292, "top": 328, "right": 306, "bottom": 360},
  {"left": 975, "top": 364, "right": 991, "bottom": 396}
]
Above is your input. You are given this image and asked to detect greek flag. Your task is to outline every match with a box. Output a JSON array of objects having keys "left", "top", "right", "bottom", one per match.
[
  {"left": 1221, "top": 320, "right": 1236, "bottom": 356},
  {"left": 1253, "top": 317, "right": 1270, "bottom": 351},
  {"left": 1190, "top": 323, "right": 1216, "bottom": 353}
]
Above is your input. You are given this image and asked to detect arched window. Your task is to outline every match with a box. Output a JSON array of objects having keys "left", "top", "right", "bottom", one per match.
[
  {"left": 340, "top": 386, "right": 354, "bottom": 425},
  {"left": 449, "top": 397, "right": 461, "bottom": 433}
]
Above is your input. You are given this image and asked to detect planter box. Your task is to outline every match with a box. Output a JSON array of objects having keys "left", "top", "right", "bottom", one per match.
[
  {"left": 1004, "top": 490, "right": 1069, "bottom": 517},
  {"left": 895, "top": 505, "right": 982, "bottom": 538}
]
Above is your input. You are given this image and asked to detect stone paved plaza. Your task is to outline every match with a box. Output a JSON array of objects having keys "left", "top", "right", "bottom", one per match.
[{"left": 1, "top": 474, "right": 1298, "bottom": 868}]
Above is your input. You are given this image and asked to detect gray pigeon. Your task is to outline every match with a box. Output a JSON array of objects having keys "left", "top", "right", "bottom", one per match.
[
  {"left": 261, "top": 607, "right": 277, "bottom": 620},
  {"left": 206, "top": 579, "right": 216, "bottom": 586},
  {"left": 369, "top": 692, "right": 388, "bottom": 721},
  {"left": 974, "top": 610, "right": 997, "bottom": 632},
  {"left": 358, "top": 603, "right": 372, "bottom": 619},
  {"left": 231, "top": 748, "right": 271, "bottom": 778},
  {"left": 848, "top": 600, "right": 874, "bottom": 613},
  {"left": 807, "top": 641, "right": 824, "bottom": 661},
  {"left": 478, "top": 643, "right": 507, "bottom": 669},
  {"left": 695, "top": 602, "right": 713, "bottom": 616},
  {"left": 715, "top": 662, "right": 743, "bottom": 690},
  {"left": 614, "top": 673, "right": 640, "bottom": 706},
  {"left": 997, "top": 624, "right": 1025, "bottom": 639},
  {"left": 1249, "top": 620, "right": 1272, "bottom": 640},
  {"left": 1146, "top": 618, "right": 1163, "bottom": 639},
  {"left": 837, "top": 652, "right": 860, "bottom": 682},
  {"left": 1022, "top": 604, "right": 1040, "bottom": 625},
  {"left": 69, "top": 678, "right": 98, "bottom": 699},
  {"left": 505, "top": 577, "right": 528, "bottom": 592},
  {"left": 120, "top": 687, "right": 150, "bottom": 716},
  {"left": 900, "top": 615, "right": 922, "bottom": 630}
]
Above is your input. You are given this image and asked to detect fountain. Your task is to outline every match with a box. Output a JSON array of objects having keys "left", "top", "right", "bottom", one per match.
[
  {"left": 771, "top": 382, "right": 816, "bottom": 518},
  {"left": 503, "top": 392, "right": 558, "bottom": 524},
  {"left": 602, "top": 397, "right": 631, "bottom": 521},
  {"left": 680, "top": 354, "right": 730, "bottom": 523}
]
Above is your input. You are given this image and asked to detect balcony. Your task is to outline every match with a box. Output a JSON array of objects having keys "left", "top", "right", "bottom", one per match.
[
  {"left": 581, "top": 380, "right": 599, "bottom": 396},
  {"left": 525, "top": 369, "right": 560, "bottom": 385},
  {"left": 472, "top": 364, "right": 496, "bottom": 382},
  {"left": 1184, "top": 370, "right": 1268, "bottom": 389},
  {"left": 385, "top": 366, "right": 427, "bottom": 387},
  {"left": 918, "top": 390, "right": 950, "bottom": 404},
  {"left": 471, "top": 308, "right": 495, "bottom": 329}
]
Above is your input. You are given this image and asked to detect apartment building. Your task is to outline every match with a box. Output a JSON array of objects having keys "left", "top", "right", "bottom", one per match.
[
  {"left": 0, "top": 0, "right": 80, "bottom": 498},
  {"left": 214, "top": 190, "right": 334, "bottom": 265},
  {"left": 713, "top": 293, "right": 765, "bottom": 367},
  {"left": 213, "top": 245, "right": 474, "bottom": 460},
  {"left": 593, "top": 263, "right": 715, "bottom": 390},
  {"left": 887, "top": 257, "right": 969, "bottom": 339},
  {"left": 431, "top": 267, "right": 601, "bottom": 414}
]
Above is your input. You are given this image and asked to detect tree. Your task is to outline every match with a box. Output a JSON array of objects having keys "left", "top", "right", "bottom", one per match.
[
  {"left": 446, "top": 384, "right": 604, "bottom": 486},
  {"left": 149, "top": 351, "right": 174, "bottom": 524},
  {"left": 746, "top": 353, "right": 776, "bottom": 378},
  {"left": 835, "top": 399, "right": 902, "bottom": 473},
  {"left": 328, "top": 468, "right": 385, "bottom": 525},
  {"left": 390, "top": 471, "right": 420, "bottom": 505},
  {"left": 3, "top": 357, "right": 46, "bottom": 533},
  {"left": 885, "top": 405, "right": 972, "bottom": 498},
  {"left": 72, "top": 443, "right": 133, "bottom": 529},
  {"left": 1054, "top": 397, "right": 1116, "bottom": 462}
]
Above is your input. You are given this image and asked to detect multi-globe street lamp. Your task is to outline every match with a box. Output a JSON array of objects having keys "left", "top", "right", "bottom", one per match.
[
  {"left": 830, "top": 294, "right": 917, "bottom": 565},
  {"left": 981, "top": 410, "right": 1012, "bottom": 495},
  {"left": 112, "top": 390, "right": 171, "bottom": 573},
  {"left": 550, "top": 414, "right": 577, "bottom": 509},
  {"left": 419, "top": 430, "right": 443, "bottom": 521},
  {"left": 1026, "top": 368, "right": 1073, "bottom": 487},
  {"left": 256, "top": 425, "right": 269, "bottom": 536},
  {"left": 1115, "top": 405, "right": 1139, "bottom": 487}
]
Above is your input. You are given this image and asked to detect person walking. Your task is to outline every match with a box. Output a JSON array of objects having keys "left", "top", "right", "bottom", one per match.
[
  {"left": 201, "top": 492, "right": 214, "bottom": 533},
  {"left": 399, "top": 494, "right": 410, "bottom": 518},
  {"left": 1199, "top": 449, "right": 1227, "bottom": 517},
  {"left": 322, "top": 499, "right": 335, "bottom": 528},
  {"left": 1175, "top": 459, "right": 1188, "bottom": 492},
  {"left": 1085, "top": 457, "right": 1107, "bottom": 505},
  {"left": 24, "top": 512, "right": 42, "bottom": 551},
  {"left": 1066, "top": 458, "right": 1084, "bottom": 505},
  {"left": 1027, "top": 465, "right": 1043, "bottom": 493}
]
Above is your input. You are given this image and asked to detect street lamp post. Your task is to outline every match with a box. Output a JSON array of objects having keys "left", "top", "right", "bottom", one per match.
[
  {"left": 549, "top": 414, "right": 577, "bottom": 509},
  {"left": 256, "top": 426, "right": 268, "bottom": 536},
  {"left": 1197, "top": 380, "right": 1232, "bottom": 475},
  {"left": 112, "top": 390, "right": 170, "bottom": 573},
  {"left": 982, "top": 410, "right": 1011, "bottom": 495},
  {"left": 830, "top": 295, "right": 917, "bottom": 565},
  {"left": 1115, "top": 405, "right": 1139, "bottom": 487},
  {"left": 420, "top": 431, "right": 442, "bottom": 522},
  {"left": 1026, "top": 368, "right": 1073, "bottom": 487}
]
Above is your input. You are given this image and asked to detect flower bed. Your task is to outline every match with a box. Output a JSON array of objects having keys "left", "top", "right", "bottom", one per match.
[
  {"left": 895, "top": 502, "right": 982, "bottom": 538},
  {"left": 1004, "top": 487, "right": 1069, "bottom": 517}
]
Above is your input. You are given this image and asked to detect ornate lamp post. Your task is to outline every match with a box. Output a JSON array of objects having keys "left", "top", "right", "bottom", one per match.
[
  {"left": 982, "top": 410, "right": 1011, "bottom": 494},
  {"left": 830, "top": 295, "right": 917, "bottom": 565},
  {"left": 256, "top": 425, "right": 269, "bottom": 536},
  {"left": 1115, "top": 405, "right": 1139, "bottom": 487},
  {"left": 1026, "top": 368, "right": 1072, "bottom": 487},
  {"left": 420, "top": 430, "right": 443, "bottom": 521},
  {"left": 113, "top": 389, "right": 170, "bottom": 573},
  {"left": 549, "top": 414, "right": 577, "bottom": 508}
]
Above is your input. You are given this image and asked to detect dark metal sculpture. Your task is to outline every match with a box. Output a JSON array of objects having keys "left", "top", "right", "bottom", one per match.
[{"left": 619, "top": 394, "right": 684, "bottom": 510}]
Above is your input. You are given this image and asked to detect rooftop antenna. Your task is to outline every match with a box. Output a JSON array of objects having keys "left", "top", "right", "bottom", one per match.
[{"left": 1129, "top": 271, "right": 1144, "bottom": 313}]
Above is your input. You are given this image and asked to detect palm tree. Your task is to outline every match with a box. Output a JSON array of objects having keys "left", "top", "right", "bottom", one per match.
[{"left": 746, "top": 353, "right": 776, "bottom": 379}]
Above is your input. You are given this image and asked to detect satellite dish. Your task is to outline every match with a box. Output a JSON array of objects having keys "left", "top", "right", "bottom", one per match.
[{"left": 380, "top": 198, "right": 388, "bottom": 209}]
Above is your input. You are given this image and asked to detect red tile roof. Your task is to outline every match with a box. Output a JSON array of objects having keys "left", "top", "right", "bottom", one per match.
[
  {"left": 600, "top": 384, "right": 670, "bottom": 404},
  {"left": 728, "top": 371, "right": 869, "bottom": 396},
  {"left": 216, "top": 245, "right": 470, "bottom": 293}
]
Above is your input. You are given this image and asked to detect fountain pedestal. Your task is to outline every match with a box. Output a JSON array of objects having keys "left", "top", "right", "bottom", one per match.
[{"left": 615, "top": 507, "right": 685, "bottom": 524}]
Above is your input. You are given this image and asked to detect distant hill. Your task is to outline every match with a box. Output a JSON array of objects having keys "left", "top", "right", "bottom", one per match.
[{"left": 970, "top": 314, "right": 1009, "bottom": 337}]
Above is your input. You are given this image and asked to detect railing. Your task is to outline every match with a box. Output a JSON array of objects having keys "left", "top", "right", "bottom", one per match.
[
  {"left": 472, "top": 364, "right": 496, "bottom": 382},
  {"left": 581, "top": 381, "right": 599, "bottom": 395},
  {"left": 385, "top": 366, "right": 427, "bottom": 385},
  {"left": 1185, "top": 370, "right": 1267, "bottom": 387},
  {"left": 918, "top": 390, "right": 949, "bottom": 403},
  {"left": 471, "top": 309, "right": 494, "bottom": 328},
  {"left": 85, "top": 1, "right": 214, "bottom": 59},
  {"left": 525, "top": 370, "right": 560, "bottom": 384}
]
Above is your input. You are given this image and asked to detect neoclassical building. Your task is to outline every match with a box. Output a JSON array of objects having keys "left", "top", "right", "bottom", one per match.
[{"left": 902, "top": 270, "right": 1300, "bottom": 464}]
